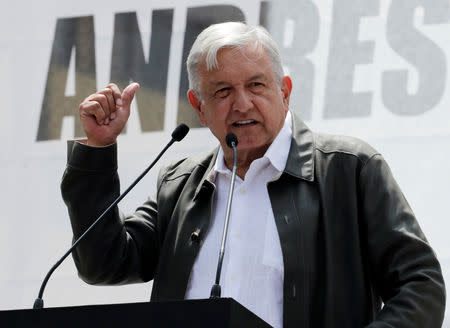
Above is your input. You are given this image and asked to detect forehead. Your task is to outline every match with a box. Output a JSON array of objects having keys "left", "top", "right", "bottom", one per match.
[{"left": 198, "top": 46, "right": 275, "bottom": 85}]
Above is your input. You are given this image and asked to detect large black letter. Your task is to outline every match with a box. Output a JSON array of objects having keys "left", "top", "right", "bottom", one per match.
[
  {"left": 382, "top": 0, "right": 449, "bottom": 115},
  {"left": 37, "top": 16, "right": 96, "bottom": 141},
  {"left": 324, "top": 0, "right": 379, "bottom": 119},
  {"left": 111, "top": 9, "right": 173, "bottom": 132},
  {"left": 260, "top": 0, "right": 319, "bottom": 120},
  {"left": 177, "top": 6, "right": 245, "bottom": 128}
]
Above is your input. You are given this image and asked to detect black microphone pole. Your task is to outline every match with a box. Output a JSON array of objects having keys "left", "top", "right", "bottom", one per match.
[
  {"left": 210, "top": 133, "right": 238, "bottom": 298},
  {"left": 33, "top": 124, "right": 189, "bottom": 309}
]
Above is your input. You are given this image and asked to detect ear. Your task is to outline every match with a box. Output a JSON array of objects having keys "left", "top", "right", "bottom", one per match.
[
  {"left": 187, "top": 90, "right": 207, "bottom": 126},
  {"left": 280, "top": 76, "right": 292, "bottom": 106}
]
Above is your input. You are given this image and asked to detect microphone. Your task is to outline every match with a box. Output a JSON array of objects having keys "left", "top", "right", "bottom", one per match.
[
  {"left": 210, "top": 133, "right": 238, "bottom": 298},
  {"left": 33, "top": 124, "right": 190, "bottom": 309},
  {"left": 172, "top": 123, "right": 189, "bottom": 141}
]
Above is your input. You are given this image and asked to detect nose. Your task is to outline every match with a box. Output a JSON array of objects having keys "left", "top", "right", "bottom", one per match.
[{"left": 232, "top": 88, "right": 253, "bottom": 112}]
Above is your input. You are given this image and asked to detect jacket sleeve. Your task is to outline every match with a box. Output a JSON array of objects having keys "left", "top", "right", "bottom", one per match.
[
  {"left": 61, "top": 141, "right": 160, "bottom": 285},
  {"left": 360, "top": 154, "right": 446, "bottom": 327}
]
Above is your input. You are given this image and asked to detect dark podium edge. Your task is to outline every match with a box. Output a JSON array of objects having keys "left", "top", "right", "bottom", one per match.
[{"left": 0, "top": 298, "right": 273, "bottom": 327}]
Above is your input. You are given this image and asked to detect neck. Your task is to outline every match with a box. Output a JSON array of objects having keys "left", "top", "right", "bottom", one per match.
[{"left": 223, "top": 146, "right": 268, "bottom": 179}]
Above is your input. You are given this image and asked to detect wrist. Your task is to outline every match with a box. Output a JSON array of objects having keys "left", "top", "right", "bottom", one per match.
[{"left": 86, "top": 138, "right": 117, "bottom": 147}]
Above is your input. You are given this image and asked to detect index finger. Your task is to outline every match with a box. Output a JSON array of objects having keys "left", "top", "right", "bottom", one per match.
[{"left": 106, "top": 83, "right": 122, "bottom": 109}]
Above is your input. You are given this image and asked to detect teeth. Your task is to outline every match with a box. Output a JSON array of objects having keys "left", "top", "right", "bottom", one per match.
[{"left": 234, "top": 120, "right": 255, "bottom": 125}]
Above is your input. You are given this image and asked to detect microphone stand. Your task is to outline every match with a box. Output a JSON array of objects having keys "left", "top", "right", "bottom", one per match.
[
  {"left": 33, "top": 124, "right": 189, "bottom": 309},
  {"left": 210, "top": 134, "right": 238, "bottom": 298}
]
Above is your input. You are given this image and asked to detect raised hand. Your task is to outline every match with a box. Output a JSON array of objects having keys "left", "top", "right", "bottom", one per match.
[{"left": 79, "top": 82, "right": 140, "bottom": 146}]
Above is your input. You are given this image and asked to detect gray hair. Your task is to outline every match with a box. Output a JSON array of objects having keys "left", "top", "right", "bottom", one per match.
[{"left": 186, "top": 22, "right": 284, "bottom": 94}]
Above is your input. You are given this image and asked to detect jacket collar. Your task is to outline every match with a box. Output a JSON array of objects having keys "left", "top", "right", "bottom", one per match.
[
  {"left": 284, "top": 112, "right": 315, "bottom": 181},
  {"left": 194, "top": 146, "right": 219, "bottom": 200},
  {"left": 193, "top": 112, "right": 315, "bottom": 199}
]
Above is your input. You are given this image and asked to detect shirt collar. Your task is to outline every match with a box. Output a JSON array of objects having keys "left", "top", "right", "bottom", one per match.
[{"left": 264, "top": 110, "right": 292, "bottom": 172}]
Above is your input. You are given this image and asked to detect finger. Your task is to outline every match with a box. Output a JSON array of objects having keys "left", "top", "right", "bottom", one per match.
[
  {"left": 79, "top": 101, "right": 107, "bottom": 125},
  {"left": 98, "top": 88, "right": 116, "bottom": 115},
  {"left": 87, "top": 93, "right": 111, "bottom": 120},
  {"left": 106, "top": 83, "right": 123, "bottom": 110},
  {"left": 121, "top": 82, "right": 140, "bottom": 108}
]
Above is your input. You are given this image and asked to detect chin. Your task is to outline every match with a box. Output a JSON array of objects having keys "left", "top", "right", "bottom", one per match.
[{"left": 236, "top": 139, "right": 270, "bottom": 153}]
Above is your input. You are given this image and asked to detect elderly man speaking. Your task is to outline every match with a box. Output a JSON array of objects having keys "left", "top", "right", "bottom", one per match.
[{"left": 62, "top": 22, "right": 445, "bottom": 328}]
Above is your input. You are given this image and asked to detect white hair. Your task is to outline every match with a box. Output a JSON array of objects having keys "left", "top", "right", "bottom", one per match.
[{"left": 186, "top": 22, "right": 284, "bottom": 94}]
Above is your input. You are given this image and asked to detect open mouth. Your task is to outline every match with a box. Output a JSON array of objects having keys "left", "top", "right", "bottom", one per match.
[{"left": 232, "top": 120, "right": 257, "bottom": 127}]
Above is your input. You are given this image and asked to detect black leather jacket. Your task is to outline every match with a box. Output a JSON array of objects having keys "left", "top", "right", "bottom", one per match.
[{"left": 62, "top": 113, "right": 445, "bottom": 328}]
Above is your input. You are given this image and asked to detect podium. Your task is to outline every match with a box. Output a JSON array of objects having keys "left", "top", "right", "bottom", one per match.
[{"left": 0, "top": 298, "right": 272, "bottom": 327}]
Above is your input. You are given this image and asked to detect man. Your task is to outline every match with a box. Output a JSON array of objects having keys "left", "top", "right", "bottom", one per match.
[{"left": 62, "top": 22, "right": 445, "bottom": 327}]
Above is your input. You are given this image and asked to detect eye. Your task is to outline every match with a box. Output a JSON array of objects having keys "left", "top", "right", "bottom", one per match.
[
  {"left": 249, "top": 81, "right": 265, "bottom": 92},
  {"left": 215, "top": 87, "right": 231, "bottom": 98},
  {"left": 250, "top": 82, "right": 264, "bottom": 88}
]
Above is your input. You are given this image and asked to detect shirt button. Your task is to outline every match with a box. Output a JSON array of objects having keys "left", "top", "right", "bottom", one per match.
[
  {"left": 239, "top": 188, "right": 246, "bottom": 195},
  {"left": 190, "top": 230, "right": 200, "bottom": 243}
]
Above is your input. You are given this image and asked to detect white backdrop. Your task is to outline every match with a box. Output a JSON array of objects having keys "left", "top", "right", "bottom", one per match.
[{"left": 0, "top": 0, "right": 448, "bottom": 325}]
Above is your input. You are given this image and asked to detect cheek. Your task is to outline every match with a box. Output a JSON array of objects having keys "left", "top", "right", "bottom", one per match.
[
  {"left": 263, "top": 102, "right": 288, "bottom": 128},
  {"left": 211, "top": 102, "right": 231, "bottom": 120},
  {"left": 203, "top": 107, "right": 228, "bottom": 129}
]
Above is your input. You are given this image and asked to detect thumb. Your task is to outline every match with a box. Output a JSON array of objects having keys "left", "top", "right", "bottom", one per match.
[{"left": 121, "top": 82, "right": 140, "bottom": 108}]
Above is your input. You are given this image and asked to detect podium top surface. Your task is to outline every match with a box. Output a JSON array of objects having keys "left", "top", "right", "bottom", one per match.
[{"left": 0, "top": 298, "right": 273, "bottom": 328}]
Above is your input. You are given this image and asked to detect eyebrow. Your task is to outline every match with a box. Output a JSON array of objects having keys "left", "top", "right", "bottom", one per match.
[
  {"left": 210, "top": 73, "right": 268, "bottom": 89},
  {"left": 211, "top": 81, "right": 229, "bottom": 88},
  {"left": 248, "top": 73, "right": 267, "bottom": 81}
]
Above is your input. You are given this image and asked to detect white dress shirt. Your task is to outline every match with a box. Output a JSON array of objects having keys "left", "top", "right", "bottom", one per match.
[{"left": 185, "top": 112, "right": 293, "bottom": 328}]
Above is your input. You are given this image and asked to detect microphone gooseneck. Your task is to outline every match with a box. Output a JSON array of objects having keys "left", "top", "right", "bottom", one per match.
[
  {"left": 210, "top": 133, "right": 238, "bottom": 299},
  {"left": 33, "top": 124, "right": 190, "bottom": 309}
]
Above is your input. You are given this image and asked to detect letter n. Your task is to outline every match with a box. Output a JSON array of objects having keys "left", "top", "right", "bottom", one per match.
[
  {"left": 177, "top": 6, "right": 245, "bottom": 128},
  {"left": 110, "top": 9, "right": 173, "bottom": 132}
]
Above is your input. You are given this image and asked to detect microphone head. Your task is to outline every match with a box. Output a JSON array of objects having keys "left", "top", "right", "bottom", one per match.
[
  {"left": 225, "top": 133, "right": 238, "bottom": 148},
  {"left": 172, "top": 124, "right": 190, "bottom": 142}
]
